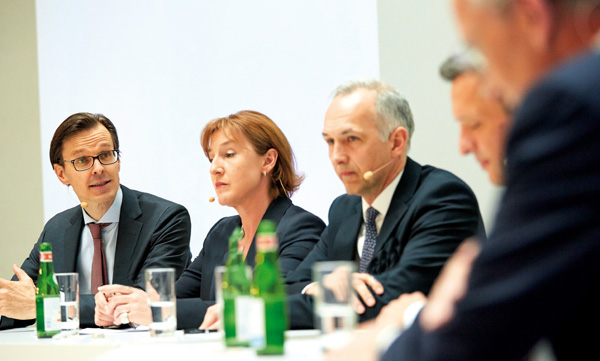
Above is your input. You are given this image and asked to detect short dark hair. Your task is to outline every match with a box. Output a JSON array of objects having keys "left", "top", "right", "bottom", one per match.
[
  {"left": 439, "top": 49, "right": 485, "bottom": 82},
  {"left": 49, "top": 112, "right": 119, "bottom": 167}
]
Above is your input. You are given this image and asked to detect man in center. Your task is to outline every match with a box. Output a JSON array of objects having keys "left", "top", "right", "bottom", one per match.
[{"left": 286, "top": 79, "right": 485, "bottom": 328}]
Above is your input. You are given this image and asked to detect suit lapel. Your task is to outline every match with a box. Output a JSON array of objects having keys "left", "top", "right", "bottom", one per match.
[
  {"left": 59, "top": 210, "right": 84, "bottom": 273},
  {"left": 335, "top": 199, "right": 363, "bottom": 260},
  {"left": 113, "top": 186, "right": 143, "bottom": 284},
  {"left": 373, "top": 158, "right": 421, "bottom": 257}
]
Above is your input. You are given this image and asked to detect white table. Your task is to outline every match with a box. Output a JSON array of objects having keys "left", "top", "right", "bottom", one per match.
[{"left": 0, "top": 327, "right": 325, "bottom": 361}]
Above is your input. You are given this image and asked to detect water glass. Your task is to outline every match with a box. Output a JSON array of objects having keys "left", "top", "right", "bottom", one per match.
[
  {"left": 55, "top": 272, "right": 79, "bottom": 336},
  {"left": 145, "top": 268, "right": 176, "bottom": 336},
  {"left": 214, "top": 266, "right": 226, "bottom": 333},
  {"left": 313, "top": 261, "right": 357, "bottom": 350}
]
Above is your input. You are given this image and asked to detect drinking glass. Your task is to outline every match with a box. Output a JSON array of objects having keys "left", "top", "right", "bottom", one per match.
[
  {"left": 55, "top": 272, "right": 79, "bottom": 336},
  {"left": 145, "top": 268, "right": 176, "bottom": 336},
  {"left": 312, "top": 261, "right": 357, "bottom": 350}
]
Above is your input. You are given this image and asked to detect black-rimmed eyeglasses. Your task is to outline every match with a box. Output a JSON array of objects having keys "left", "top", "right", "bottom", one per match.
[{"left": 64, "top": 150, "right": 120, "bottom": 171}]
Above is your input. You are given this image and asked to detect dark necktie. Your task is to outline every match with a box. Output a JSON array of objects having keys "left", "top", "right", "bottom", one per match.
[
  {"left": 360, "top": 207, "right": 379, "bottom": 273},
  {"left": 88, "top": 222, "right": 111, "bottom": 294}
]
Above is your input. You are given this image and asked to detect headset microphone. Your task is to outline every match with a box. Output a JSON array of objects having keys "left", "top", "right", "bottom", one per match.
[{"left": 363, "top": 160, "right": 393, "bottom": 181}]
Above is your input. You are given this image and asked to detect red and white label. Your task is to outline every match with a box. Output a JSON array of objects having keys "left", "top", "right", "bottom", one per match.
[
  {"left": 40, "top": 252, "right": 53, "bottom": 262},
  {"left": 256, "top": 234, "right": 277, "bottom": 251}
]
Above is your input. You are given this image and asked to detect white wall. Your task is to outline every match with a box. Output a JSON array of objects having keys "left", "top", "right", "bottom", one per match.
[
  {"left": 377, "top": 0, "right": 503, "bottom": 231},
  {"left": 13, "top": 1, "right": 499, "bottom": 272},
  {"left": 36, "top": 0, "right": 380, "bottom": 255}
]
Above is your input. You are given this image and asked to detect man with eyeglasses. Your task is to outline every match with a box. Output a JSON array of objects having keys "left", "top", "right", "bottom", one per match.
[{"left": 0, "top": 112, "right": 192, "bottom": 329}]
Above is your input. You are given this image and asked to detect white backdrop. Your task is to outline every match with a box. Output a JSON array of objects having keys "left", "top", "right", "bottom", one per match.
[{"left": 36, "top": 0, "right": 380, "bottom": 255}]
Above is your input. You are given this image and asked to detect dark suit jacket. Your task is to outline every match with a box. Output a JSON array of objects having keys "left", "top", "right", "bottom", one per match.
[
  {"left": 0, "top": 185, "right": 192, "bottom": 329},
  {"left": 174, "top": 196, "right": 325, "bottom": 329},
  {"left": 383, "top": 52, "right": 600, "bottom": 361},
  {"left": 286, "top": 158, "right": 484, "bottom": 329}
]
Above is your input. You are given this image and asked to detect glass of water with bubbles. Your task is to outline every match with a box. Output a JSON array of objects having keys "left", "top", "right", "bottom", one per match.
[{"left": 145, "top": 268, "right": 177, "bottom": 336}]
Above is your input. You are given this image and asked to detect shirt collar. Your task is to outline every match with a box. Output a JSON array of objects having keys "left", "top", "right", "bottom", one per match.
[
  {"left": 82, "top": 186, "right": 123, "bottom": 224},
  {"left": 361, "top": 170, "right": 403, "bottom": 221}
]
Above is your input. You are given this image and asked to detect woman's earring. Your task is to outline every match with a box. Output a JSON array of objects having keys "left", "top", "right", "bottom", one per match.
[{"left": 263, "top": 171, "right": 267, "bottom": 176}]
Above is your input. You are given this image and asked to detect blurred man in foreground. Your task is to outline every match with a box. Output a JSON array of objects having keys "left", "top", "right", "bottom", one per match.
[{"left": 327, "top": 0, "right": 600, "bottom": 360}]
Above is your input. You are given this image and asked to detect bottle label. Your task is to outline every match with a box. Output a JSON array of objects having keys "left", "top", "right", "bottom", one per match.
[
  {"left": 40, "top": 251, "right": 53, "bottom": 262},
  {"left": 247, "top": 298, "right": 266, "bottom": 348},
  {"left": 43, "top": 297, "right": 61, "bottom": 331},
  {"left": 235, "top": 295, "right": 254, "bottom": 342},
  {"left": 256, "top": 234, "right": 277, "bottom": 252}
]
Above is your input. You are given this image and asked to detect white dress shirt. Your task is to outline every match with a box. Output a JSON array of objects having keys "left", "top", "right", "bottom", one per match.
[
  {"left": 301, "top": 171, "right": 404, "bottom": 294},
  {"left": 356, "top": 170, "right": 403, "bottom": 258},
  {"left": 77, "top": 187, "right": 122, "bottom": 294}
]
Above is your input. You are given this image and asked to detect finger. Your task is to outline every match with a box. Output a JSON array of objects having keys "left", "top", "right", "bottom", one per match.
[
  {"left": 95, "top": 308, "right": 115, "bottom": 325},
  {"left": 13, "top": 265, "right": 31, "bottom": 282},
  {"left": 353, "top": 294, "right": 366, "bottom": 314},
  {"left": 95, "top": 304, "right": 112, "bottom": 319},
  {"left": 106, "top": 294, "right": 135, "bottom": 307},
  {"left": 95, "top": 317, "right": 114, "bottom": 327},
  {"left": 96, "top": 310, "right": 114, "bottom": 322},
  {"left": 95, "top": 292, "right": 108, "bottom": 308},
  {"left": 104, "top": 298, "right": 121, "bottom": 316},
  {"left": 353, "top": 278, "right": 375, "bottom": 307},
  {"left": 304, "top": 283, "right": 317, "bottom": 296},
  {"left": 332, "top": 280, "right": 349, "bottom": 302},
  {"left": 98, "top": 284, "right": 134, "bottom": 295},
  {"left": 364, "top": 275, "right": 384, "bottom": 295},
  {"left": 113, "top": 305, "right": 129, "bottom": 325},
  {"left": 353, "top": 273, "right": 384, "bottom": 294},
  {"left": 105, "top": 296, "right": 132, "bottom": 317},
  {"left": 199, "top": 308, "right": 218, "bottom": 329},
  {"left": 199, "top": 314, "right": 216, "bottom": 329},
  {"left": 208, "top": 320, "right": 220, "bottom": 330}
]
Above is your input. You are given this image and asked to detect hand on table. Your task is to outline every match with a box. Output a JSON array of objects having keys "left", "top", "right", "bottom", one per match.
[
  {"left": 0, "top": 264, "right": 36, "bottom": 319},
  {"left": 94, "top": 291, "right": 116, "bottom": 327},
  {"left": 198, "top": 304, "right": 220, "bottom": 330},
  {"left": 325, "top": 292, "right": 426, "bottom": 361},
  {"left": 327, "top": 240, "right": 480, "bottom": 361},
  {"left": 97, "top": 284, "right": 152, "bottom": 326},
  {"left": 305, "top": 269, "right": 384, "bottom": 314}
]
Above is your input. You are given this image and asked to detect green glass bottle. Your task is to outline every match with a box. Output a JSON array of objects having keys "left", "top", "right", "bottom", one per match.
[
  {"left": 250, "top": 220, "right": 287, "bottom": 355},
  {"left": 222, "top": 226, "right": 252, "bottom": 347},
  {"left": 35, "top": 242, "right": 61, "bottom": 338}
]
